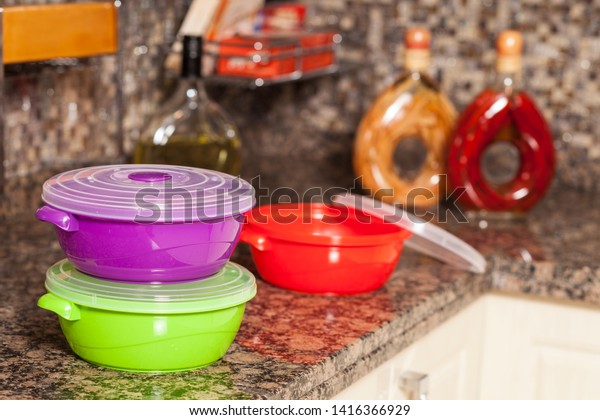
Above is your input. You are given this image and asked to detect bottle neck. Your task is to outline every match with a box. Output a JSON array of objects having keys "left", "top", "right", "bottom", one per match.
[
  {"left": 493, "top": 69, "right": 522, "bottom": 97},
  {"left": 404, "top": 48, "right": 431, "bottom": 73},
  {"left": 179, "top": 76, "right": 209, "bottom": 103},
  {"left": 494, "top": 55, "right": 522, "bottom": 96},
  {"left": 181, "top": 36, "right": 203, "bottom": 79}
]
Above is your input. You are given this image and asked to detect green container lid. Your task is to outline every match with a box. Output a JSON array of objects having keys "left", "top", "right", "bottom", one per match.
[{"left": 45, "top": 260, "right": 257, "bottom": 314}]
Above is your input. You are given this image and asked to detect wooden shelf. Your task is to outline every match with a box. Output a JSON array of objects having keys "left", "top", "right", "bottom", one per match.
[{"left": 2, "top": 2, "right": 118, "bottom": 65}]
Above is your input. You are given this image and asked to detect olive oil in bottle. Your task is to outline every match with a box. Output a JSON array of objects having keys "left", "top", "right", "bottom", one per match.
[
  {"left": 134, "top": 36, "right": 242, "bottom": 175},
  {"left": 134, "top": 134, "right": 242, "bottom": 175}
]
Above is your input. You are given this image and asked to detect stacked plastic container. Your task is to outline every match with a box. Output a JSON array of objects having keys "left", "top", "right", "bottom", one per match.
[{"left": 35, "top": 165, "right": 257, "bottom": 373}]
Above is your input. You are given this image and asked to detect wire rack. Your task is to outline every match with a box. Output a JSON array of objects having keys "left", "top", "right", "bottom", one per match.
[{"left": 203, "top": 32, "right": 347, "bottom": 88}]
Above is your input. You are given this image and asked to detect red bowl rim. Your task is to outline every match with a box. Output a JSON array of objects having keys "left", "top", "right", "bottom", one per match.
[{"left": 243, "top": 202, "right": 412, "bottom": 247}]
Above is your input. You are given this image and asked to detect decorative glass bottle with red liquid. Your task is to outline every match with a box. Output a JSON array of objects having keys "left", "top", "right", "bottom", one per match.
[{"left": 447, "top": 30, "right": 555, "bottom": 218}]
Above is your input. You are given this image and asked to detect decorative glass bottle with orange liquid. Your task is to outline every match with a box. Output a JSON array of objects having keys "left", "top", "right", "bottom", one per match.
[
  {"left": 447, "top": 30, "right": 555, "bottom": 218},
  {"left": 353, "top": 28, "right": 457, "bottom": 209}
]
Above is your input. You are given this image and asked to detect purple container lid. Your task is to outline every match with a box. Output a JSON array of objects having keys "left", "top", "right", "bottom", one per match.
[{"left": 41, "top": 165, "right": 255, "bottom": 222}]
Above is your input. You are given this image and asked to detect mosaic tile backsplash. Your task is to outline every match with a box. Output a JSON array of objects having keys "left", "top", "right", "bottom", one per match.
[{"left": 2, "top": 0, "right": 600, "bottom": 215}]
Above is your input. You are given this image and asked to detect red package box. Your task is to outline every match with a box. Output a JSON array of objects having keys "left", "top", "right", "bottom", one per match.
[
  {"left": 261, "top": 3, "right": 307, "bottom": 31},
  {"left": 215, "top": 31, "right": 337, "bottom": 79}
]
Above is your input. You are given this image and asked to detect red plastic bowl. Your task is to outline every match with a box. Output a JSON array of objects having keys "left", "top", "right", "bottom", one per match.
[{"left": 240, "top": 203, "right": 412, "bottom": 295}]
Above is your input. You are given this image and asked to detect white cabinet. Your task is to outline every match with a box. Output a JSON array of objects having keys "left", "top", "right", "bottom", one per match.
[
  {"left": 335, "top": 298, "right": 486, "bottom": 400},
  {"left": 334, "top": 293, "right": 600, "bottom": 400},
  {"left": 479, "top": 294, "right": 600, "bottom": 399}
]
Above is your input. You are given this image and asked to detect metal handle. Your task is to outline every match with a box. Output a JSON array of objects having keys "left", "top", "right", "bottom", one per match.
[{"left": 398, "top": 371, "right": 429, "bottom": 400}]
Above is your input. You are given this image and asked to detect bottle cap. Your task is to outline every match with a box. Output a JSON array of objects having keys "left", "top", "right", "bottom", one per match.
[
  {"left": 182, "top": 35, "right": 202, "bottom": 78},
  {"left": 496, "top": 30, "right": 523, "bottom": 73},
  {"left": 497, "top": 30, "right": 523, "bottom": 56},
  {"left": 405, "top": 27, "right": 431, "bottom": 50},
  {"left": 404, "top": 27, "right": 431, "bottom": 71}
]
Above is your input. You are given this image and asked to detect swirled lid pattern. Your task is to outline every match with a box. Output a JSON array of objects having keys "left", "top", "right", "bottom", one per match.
[
  {"left": 46, "top": 259, "right": 257, "bottom": 314},
  {"left": 41, "top": 164, "right": 255, "bottom": 222}
]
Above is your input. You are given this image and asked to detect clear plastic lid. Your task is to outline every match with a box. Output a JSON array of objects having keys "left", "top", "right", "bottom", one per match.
[
  {"left": 45, "top": 259, "right": 257, "bottom": 314},
  {"left": 41, "top": 165, "right": 255, "bottom": 222},
  {"left": 332, "top": 194, "right": 486, "bottom": 274}
]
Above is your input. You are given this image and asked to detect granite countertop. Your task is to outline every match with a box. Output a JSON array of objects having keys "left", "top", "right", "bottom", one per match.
[{"left": 1, "top": 188, "right": 599, "bottom": 399}]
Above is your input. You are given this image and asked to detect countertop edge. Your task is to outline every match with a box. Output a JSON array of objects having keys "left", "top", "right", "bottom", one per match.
[{"left": 297, "top": 278, "right": 490, "bottom": 399}]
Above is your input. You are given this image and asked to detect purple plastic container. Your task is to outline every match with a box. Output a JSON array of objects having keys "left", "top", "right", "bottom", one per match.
[{"left": 36, "top": 165, "right": 255, "bottom": 282}]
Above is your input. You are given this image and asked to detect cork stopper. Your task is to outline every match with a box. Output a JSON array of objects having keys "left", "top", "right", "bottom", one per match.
[
  {"left": 497, "top": 30, "right": 523, "bottom": 56},
  {"left": 405, "top": 27, "right": 431, "bottom": 50},
  {"left": 404, "top": 27, "right": 431, "bottom": 72},
  {"left": 496, "top": 30, "right": 523, "bottom": 73}
]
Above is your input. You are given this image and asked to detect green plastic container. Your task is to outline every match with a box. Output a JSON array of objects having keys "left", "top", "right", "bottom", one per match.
[{"left": 38, "top": 260, "right": 256, "bottom": 373}]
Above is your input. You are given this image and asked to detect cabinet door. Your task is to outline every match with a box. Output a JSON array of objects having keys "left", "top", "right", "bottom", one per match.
[
  {"left": 332, "top": 357, "right": 396, "bottom": 400},
  {"left": 479, "top": 294, "right": 600, "bottom": 399},
  {"left": 335, "top": 294, "right": 600, "bottom": 400},
  {"left": 334, "top": 298, "right": 485, "bottom": 400},
  {"left": 389, "top": 298, "right": 485, "bottom": 400}
]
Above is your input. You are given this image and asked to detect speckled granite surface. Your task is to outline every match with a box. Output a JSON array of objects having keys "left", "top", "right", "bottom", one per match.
[{"left": 0, "top": 188, "right": 598, "bottom": 400}]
